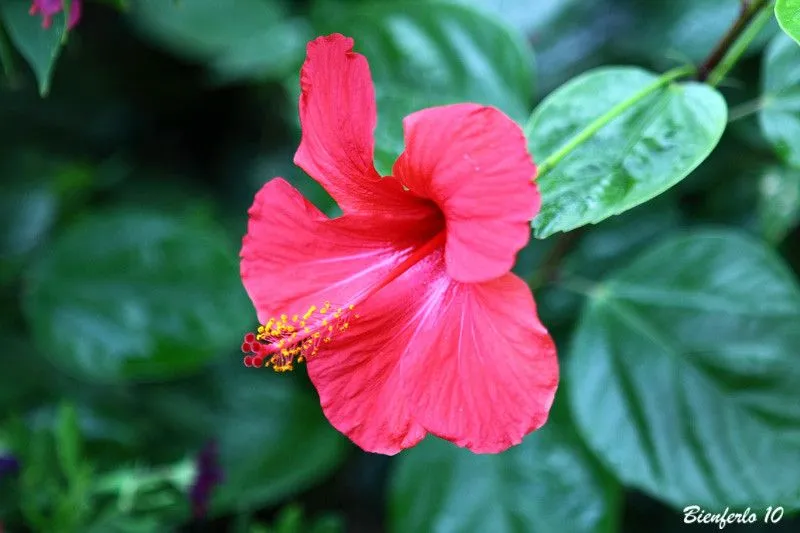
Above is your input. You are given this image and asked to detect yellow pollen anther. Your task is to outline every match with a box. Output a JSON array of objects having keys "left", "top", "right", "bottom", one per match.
[{"left": 245, "top": 300, "right": 361, "bottom": 374}]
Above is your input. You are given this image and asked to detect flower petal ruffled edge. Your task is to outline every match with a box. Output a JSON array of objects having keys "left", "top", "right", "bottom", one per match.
[{"left": 294, "top": 34, "right": 417, "bottom": 216}]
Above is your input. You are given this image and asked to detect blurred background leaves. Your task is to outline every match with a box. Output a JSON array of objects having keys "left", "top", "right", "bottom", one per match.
[{"left": 0, "top": 0, "right": 799, "bottom": 532}]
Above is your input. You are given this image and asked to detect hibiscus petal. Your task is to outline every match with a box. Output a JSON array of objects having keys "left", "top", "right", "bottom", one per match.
[
  {"left": 240, "top": 178, "right": 437, "bottom": 324},
  {"left": 393, "top": 104, "right": 540, "bottom": 283},
  {"left": 307, "top": 248, "right": 557, "bottom": 455},
  {"left": 305, "top": 251, "right": 445, "bottom": 454},
  {"left": 295, "top": 34, "right": 412, "bottom": 214},
  {"left": 406, "top": 270, "right": 558, "bottom": 453}
]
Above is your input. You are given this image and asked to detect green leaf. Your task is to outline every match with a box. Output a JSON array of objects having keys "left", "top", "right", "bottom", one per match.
[
  {"left": 137, "top": 364, "right": 349, "bottom": 514},
  {"left": 760, "top": 33, "right": 800, "bottom": 168},
  {"left": 526, "top": 67, "right": 726, "bottom": 239},
  {"left": 0, "top": 0, "right": 68, "bottom": 95},
  {"left": 758, "top": 165, "right": 800, "bottom": 243},
  {"left": 568, "top": 230, "right": 800, "bottom": 510},
  {"left": 130, "top": 0, "right": 308, "bottom": 83},
  {"left": 777, "top": 0, "right": 800, "bottom": 44},
  {"left": 55, "top": 403, "right": 82, "bottom": 480},
  {"left": 23, "top": 210, "right": 251, "bottom": 383},
  {"left": 389, "top": 398, "right": 620, "bottom": 533},
  {"left": 312, "top": 0, "right": 534, "bottom": 174}
]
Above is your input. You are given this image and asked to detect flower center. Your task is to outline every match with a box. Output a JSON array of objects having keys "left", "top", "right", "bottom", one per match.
[
  {"left": 241, "top": 302, "right": 358, "bottom": 371},
  {"left": 241, "top": 230, "right": 446, "bottom": 372}
]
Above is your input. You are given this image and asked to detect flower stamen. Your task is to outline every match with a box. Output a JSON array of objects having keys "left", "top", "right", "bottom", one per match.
[{"left": 241, "top": 302, "right": 356, "bottom": 371}]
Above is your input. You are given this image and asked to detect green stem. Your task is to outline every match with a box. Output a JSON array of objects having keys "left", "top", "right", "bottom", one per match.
[
  {"left": 535, "top": 65, "right": 695, "bottom": 180},
  {"left": 707, "top": 4, "right": 775, "bottom": 86},
  {"left": 727, "top": 96, "right": 771, "bottom": 122},
  {"left": 697, "top": 0, "right": 772, "bottom": 82}
]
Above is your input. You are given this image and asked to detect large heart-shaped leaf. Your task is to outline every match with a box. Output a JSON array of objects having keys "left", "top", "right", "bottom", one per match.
[
  {"left": 526, "top": 67, "right": 726, "bottom": 239},
  {"left": 760, "top": 33, "right": 800, "bottom": 168},
  {"left": 24, "top": 210, "right": 251, "bottom": 383},
  {"left": 311, "top": 0, "right": 534, "bottom": 174},
  {"left": 389, "top": 398, "right": 620, "bottom": 533},
  {"left": 568, "top": 230, "right": 800, "bottom": 510},
  {"left": 777, "top": 0, "right": 800, "bottom": 44},
  {"left": 0, "top": 0, "right": 68, "bottom": 95}
]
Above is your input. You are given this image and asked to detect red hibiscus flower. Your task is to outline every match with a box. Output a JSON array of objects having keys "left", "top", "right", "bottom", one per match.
[
  {"left": 29, "top": 0, "right": 81, "bottom": 29},
  {"left": 240, "top": 34, "right": 558, "bottom": 455}
]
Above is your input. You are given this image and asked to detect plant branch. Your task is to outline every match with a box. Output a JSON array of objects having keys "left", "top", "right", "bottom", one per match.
[{"left": 697, "top": 0, "right": 773, "bottom": 83}]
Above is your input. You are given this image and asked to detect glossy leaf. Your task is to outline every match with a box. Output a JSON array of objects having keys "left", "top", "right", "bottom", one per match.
[
  {"left": 23, "top": 210, "right": 251, "bottom": 383},
  {"left": 568, "top": 230, "right": 800, "bottom": 510},
  {"left": 130, "top": 0, "right": 309, "bottom": 83},
  {"left": 526, "top": 67, "right": 726, "bottom": 238},
  {"left": 777, "top": 0, "right": 800, "bottom": 44},
  {"left": 760, "top": 33, "right": 800, "bottom": 168},
  {"left": 389, "top": 398, "right": 620, "bottom": 533},
  {"left": 0, "top": 0, "right": 67, "bottom": 95},
  {"left": 311, "top": 0, "right": 534, "bottom": 174}
]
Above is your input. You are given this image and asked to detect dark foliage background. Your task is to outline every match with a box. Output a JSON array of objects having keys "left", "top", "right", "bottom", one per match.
[{"left": 1, "top": 0, "right": 799, "bottom": 531}]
